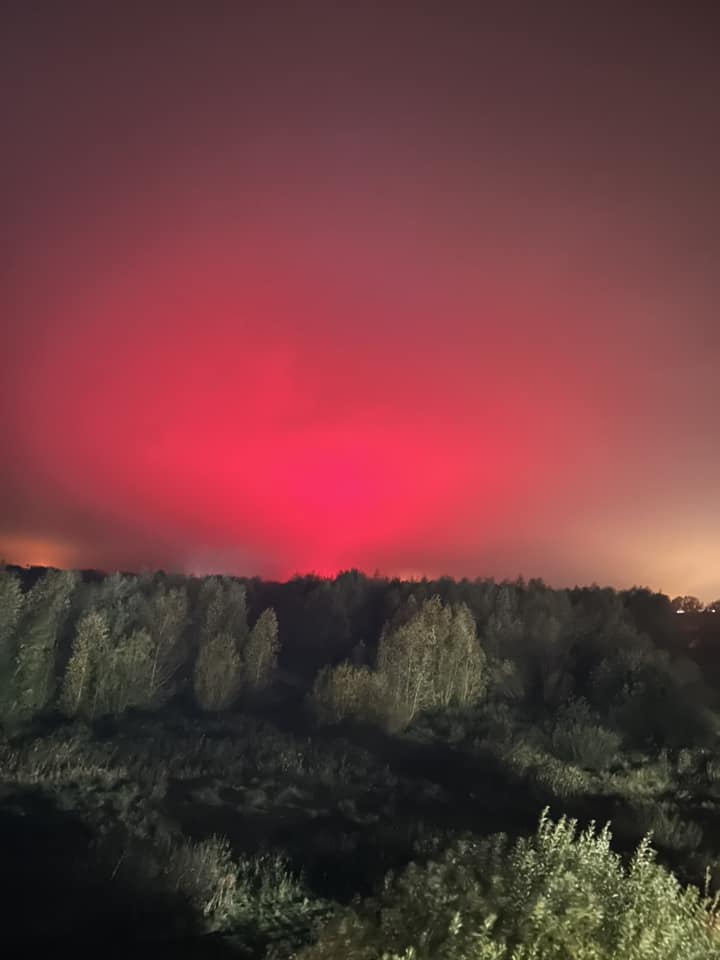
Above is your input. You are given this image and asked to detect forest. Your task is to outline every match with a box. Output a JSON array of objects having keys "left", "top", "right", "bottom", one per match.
[{"left": 1, "top": 564, "right": 720, "bottom": 958}]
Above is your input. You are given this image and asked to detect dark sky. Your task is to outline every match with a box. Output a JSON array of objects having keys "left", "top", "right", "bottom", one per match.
[{"left": 2, "top": 2, "right": 719, "bottom": 597}]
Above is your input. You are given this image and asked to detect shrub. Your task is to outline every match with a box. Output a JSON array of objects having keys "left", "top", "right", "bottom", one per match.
[
  {"left": 551, "top": 698, "right": 622, "bottom": 772},
  {"left": 605, "top": 752, "right": 675, "bottom": 799},
  {"left": 632, "top": 802, "right": 704, "bottom": 852},
  {"left": 498, "top": 738, "right": 548, "bottom": 779},
  {"left": 533, "top": 757, "right": 595, "bottom": 799},
  {"left": 160, "top": 836, "right": 316, "bottom": 935},
  {"left": 163, "top": 835, "right": 239, "bottom": 924},
  {"left": 706, "top": 756, "right": 720, "bottom": 785},
  {"left": 308, "top": 662, "right": 386, "bottom": 726},
  {"left": 676, "top": 747, "right": 706, "bottom": 779},
  {"left": 298, "top": 810, "right": 720, "bottom": 959},
  {"left": 0, "top": 729, "right": 126, "bottom": 787}
]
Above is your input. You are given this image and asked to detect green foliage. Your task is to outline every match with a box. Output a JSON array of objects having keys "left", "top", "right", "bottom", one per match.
[
  {"left": 706, "top": 756, "right": 720, "bottom": 785},
  {"left": 591, "top": 646, "right": 713, "bottom": 749},
  {"left": 141, "top": 584, "right": 188, "bottom": 707},
  {"left": 604, "top": 753, "right": 674, "bottom": 799},
  {"left": 300, "top": 810, "right": 720, "bottom": 959},
  {"left": 198, "top": 576, "right": 248, "bottom": 647},
  {"left": 191, "top": 577, "right": 251, "bottom": 711},
  {"left": 194, "top": 630, "right": 243, "bottom": 711},
  {"left": 11, "top": 569, "right": 77, "bottom": 723},
  {"left": 533, "top": 757, "right": 596, "bottom": 799},
  {"left": 0, "top": 725, "right": 126, "bottom": 787},
  {"left": 377, "top": 596, "right": 486, "bottom": 727},
  {"left": 309, "top": 662, "right": 386, "bottom": 726},
  {"left": 676, "top": 747, "right": 705, "bottom": 779},
  {"left": 632, "top": 802, "right": 704, "bottom": 852},
  {"left": 161, "top": 834, "right": 244, "bottom": 925},
  {"left": 60, "top": 609, "right": 110, "bottom": 717},
  {"left": 92, "top": 571, "right": 144, "bottom": 642},
  {"left": 102, "top": 626, "right": 155, "bottom": 714},
  {"left": 159, "top": 835, "right": 320, "bottom": 938},
  {"left": 497, "top": 737, "right": 550, "bottom": 778},
  {"left": 6, "top": 569, "right": 720, "bottom": 953},
  {"left": 484, "top": 583, "right": 524, "bottom": 660},
  {"left": 244, "top": 607, "right": 280, "bottom": 692},
  {"left": 487, "top": 656, "right": 526, "bottom": 702},
  {"left": 62, "top": 612, "right": 157, "bottom": 717},
  {"left": 309, "top": 601, "right": 488, "bottom": 729},
  {"left": 551, "top": 699, "right": 622, "bottom": 772},
  {"left": 494, "top": 734, "right": 596, "bottom": 800},
  {"left": 0, "top": 570, "right": 23, "bottom": 708}
]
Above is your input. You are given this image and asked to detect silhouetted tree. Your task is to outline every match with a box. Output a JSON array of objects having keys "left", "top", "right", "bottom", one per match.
[
  {"left": 671, "top": 595, "right": 704, "bottom": 614},
  {"left": 483, "top": 582, "right": 523, "bottom": 660}
]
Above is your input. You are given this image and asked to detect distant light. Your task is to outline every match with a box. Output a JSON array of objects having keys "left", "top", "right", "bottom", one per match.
[{"left": 675, "top": 609, "right": 686, "bottom": 614}]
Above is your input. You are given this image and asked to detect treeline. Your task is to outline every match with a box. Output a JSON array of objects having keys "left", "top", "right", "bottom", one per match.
[
  {"left": 0, "top": 566, "right": 714, "bottom": 751},
  {"left": 0, "top": 569, "right": 278, "bottom": 726},
  {"left": 3, "top": 565, "right": 720, "bottom": 956}
]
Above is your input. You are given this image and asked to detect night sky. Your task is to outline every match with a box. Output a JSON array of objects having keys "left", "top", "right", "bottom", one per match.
[{"left": 2, "top": 3, "right": 719, "bottom": 597}]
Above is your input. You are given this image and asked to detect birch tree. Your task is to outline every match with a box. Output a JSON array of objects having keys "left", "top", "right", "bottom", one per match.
[
  {"left": 377, "top": 595, "right": 485, "bottom": 725},
  {"left": 60, "top": 609, "right": 110, "bottom": 717},
  {"left": 0, "top": 571, "right": 23, "bottom": 713},
  {"left": 12, "top": 569, "right": 77, "bottom": 722},
  {"left": 244, "top": 607, "right": 279, "bottom": 692},
  {"left": 142, "top": 584, "right": 188, "bottom": 706},
  {"left": 193, "top": 631, "right": 243, "bottom": 711},
  {"left": 193, "top": 577, "right": 249, "bottom": 711}
]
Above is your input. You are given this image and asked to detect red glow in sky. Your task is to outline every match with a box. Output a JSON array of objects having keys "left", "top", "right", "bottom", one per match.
[{"left": 2, "top": 3, "right": 719, "bottom": 597}]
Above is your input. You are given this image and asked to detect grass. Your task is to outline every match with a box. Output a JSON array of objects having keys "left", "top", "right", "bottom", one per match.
[{"left": 3, "top": 702, "right": 720, "bottom": 955}]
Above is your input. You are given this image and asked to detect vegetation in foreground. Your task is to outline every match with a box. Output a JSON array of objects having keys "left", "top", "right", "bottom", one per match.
[{"left": 1, "top": 565, "right": 720, "bottom": 957}]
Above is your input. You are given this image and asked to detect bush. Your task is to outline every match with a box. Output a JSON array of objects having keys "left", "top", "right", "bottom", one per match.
[
  {"left": 308, "top": 663, "right": 387, "bottom": 726},
  {"left": 0, "top": 728, "right": 126, "bottom": 787},
  {"left": 676, "top": 747, "right": 706, "bottom": 779},
  {"left": 706, "top": 755, "right": 720, "bottom": 785},
  {"left": 632, "top": 802, "right": 704, "bottom": 852},
  {"left": 159, "top": 836, "right": 320, "bottom": 938},
  {"left": 162, "top": 835, "right": 240, "bottom": 925},
  {"left": 497, "top": 737, "right": 549, "bottom": 779},
  {"left": 605, "top": 752, "right": 675, "bottom": 799},
  {"left": 298, "top": 810, "right": 720, "bottom": 959},
  {"left": 551, "top": 698, "right": 622, "bottom": 772},
  {"left": 533, "top": 757, "right": 595, "bottom": 799}
]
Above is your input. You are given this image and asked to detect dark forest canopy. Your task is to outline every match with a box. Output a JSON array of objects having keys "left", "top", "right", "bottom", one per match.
[{"left": 3, "top": 563, "right": 715, "bottom": 661}]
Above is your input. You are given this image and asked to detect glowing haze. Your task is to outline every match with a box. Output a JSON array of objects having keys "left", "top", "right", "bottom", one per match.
[{"left": 2, "top": 3, "right": 719, "bottom": 597}]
